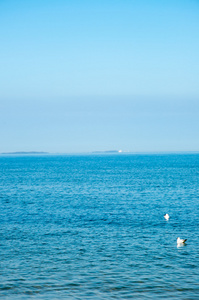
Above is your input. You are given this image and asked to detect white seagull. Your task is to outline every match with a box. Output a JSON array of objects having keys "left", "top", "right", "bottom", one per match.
[
  {"left": 164, "top": 214, "right": 170, "bottom": 220},
  {"left": 177, "top": 237, "right": 187, "bottom": 245}
]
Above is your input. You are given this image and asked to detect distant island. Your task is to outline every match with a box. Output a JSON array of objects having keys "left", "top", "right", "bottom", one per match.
[
  {"left": 92, "top": 150, "right": 123, "bottom": 154},
  {"left": 1, "top": 151, "right": 49, "bottom": 155}
]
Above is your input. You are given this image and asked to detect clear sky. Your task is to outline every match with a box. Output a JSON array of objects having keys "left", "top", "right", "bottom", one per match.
[{"left": 0, "top": 0, "right": 199, "bottom": 153}]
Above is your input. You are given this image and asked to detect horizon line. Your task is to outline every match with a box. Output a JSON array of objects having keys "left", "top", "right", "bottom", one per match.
[{"left": 1, "top": 150, "right": 199, "bottom": 156}]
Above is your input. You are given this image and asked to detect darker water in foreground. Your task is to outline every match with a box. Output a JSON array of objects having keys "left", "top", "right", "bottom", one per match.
[{"left": 1, "top": 154, "right": 199, "bottom": 299}]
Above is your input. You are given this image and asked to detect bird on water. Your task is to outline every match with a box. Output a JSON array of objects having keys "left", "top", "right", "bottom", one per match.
[
  {"left": 177, "top": 237, "right": 187, "bottom": 245},
  {"left": 164, "top": 213, "right": 170, "bottom": 220}
]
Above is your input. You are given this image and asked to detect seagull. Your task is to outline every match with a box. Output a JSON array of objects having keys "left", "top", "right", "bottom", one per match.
[
  {"left": 164, "top": 213, "right": 170, "bottom": 220},
  {"left": 177, "top": 237, "right": 187, "bottom": 245}
]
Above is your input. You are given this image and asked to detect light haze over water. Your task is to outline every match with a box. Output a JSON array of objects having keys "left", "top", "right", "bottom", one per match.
[
  {"left": 0, "top": 0, "right": 199, "bottom": 153},
  {"left": 1, "top": 2, "right": 199, "bottom": 297}
]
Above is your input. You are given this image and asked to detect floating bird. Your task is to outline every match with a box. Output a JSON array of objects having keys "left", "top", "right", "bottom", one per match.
[
  {"left": 177, "top": 237, "right": 187, "bottom": 245},
  {"left": 164, "top": 213, "right": 170, "bottom": 220}
]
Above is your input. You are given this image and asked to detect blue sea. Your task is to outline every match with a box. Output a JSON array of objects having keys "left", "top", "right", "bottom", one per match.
[{"left": 1, "top": 154, "right": 199, "bottom": 299}]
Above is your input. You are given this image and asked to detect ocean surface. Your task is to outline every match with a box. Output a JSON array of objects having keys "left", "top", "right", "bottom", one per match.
[{"left": 1, "top": 154, "right": 199, "bottom": 299}]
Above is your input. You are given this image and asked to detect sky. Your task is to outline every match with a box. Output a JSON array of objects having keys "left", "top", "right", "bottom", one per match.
[{"left": 0, "top": 0, "right": 199, "bottom": 153}]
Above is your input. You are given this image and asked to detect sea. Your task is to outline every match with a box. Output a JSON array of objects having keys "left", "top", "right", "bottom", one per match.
[{"left": 1, "top": 153, "right": 199, "bottom": 299}]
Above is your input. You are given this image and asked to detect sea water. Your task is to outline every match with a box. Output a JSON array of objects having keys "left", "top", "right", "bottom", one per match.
[{"left": 1, "top": 154, "right": 199, "bottom": 299}]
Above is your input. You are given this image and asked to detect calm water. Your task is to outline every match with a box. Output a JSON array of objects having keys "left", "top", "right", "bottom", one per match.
[{"left": 1, "top": 154, "right": 199, "bottom": 299}]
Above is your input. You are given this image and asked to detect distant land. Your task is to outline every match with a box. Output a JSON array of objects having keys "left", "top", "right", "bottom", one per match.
[
  {"left": 1, "top": 150, "right": 199, "bottom": 156},
  {"left": 1, "top": 151, "right": 49, "bottom": 155},
  {"left": 92, "top": 150, "right": 123, "bottom": 154}
]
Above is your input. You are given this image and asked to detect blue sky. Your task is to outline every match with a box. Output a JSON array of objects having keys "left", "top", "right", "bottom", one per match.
[{"left": 0, "top": 0, "right": 199, "bottom": 153}]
